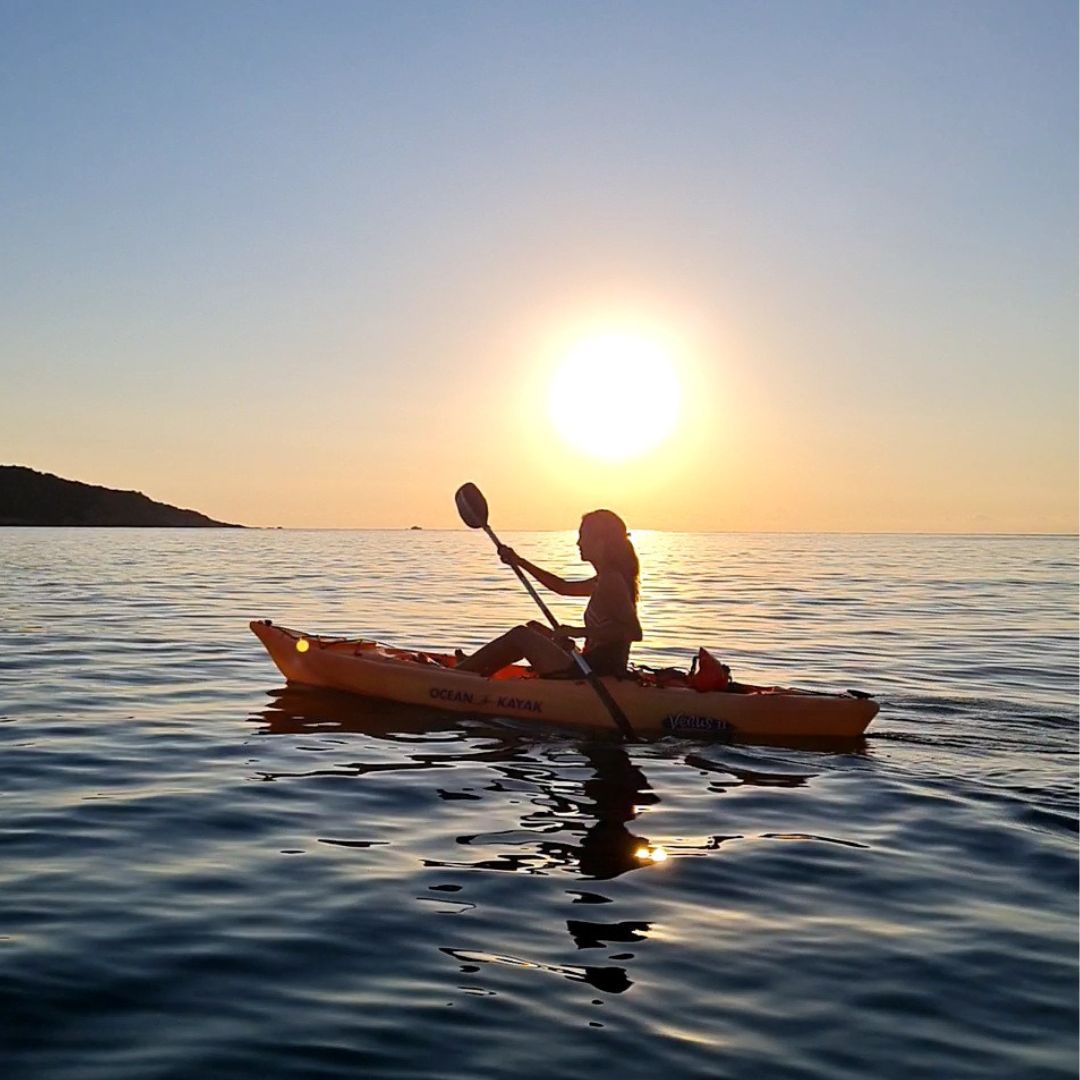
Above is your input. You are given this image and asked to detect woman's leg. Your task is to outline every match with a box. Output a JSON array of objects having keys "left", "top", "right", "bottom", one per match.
[{"left": 457, "top": 624, "right": 572, "bottom": 677}]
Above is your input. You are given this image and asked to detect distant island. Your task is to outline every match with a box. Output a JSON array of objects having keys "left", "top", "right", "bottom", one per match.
[{"left": 0, "top": 466, "right": 243, "bottom": 527}]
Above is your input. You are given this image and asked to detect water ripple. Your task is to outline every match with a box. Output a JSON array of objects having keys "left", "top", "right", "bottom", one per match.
[{"left": 0, "top": 528, "right": 1076, "bottom": 1079}]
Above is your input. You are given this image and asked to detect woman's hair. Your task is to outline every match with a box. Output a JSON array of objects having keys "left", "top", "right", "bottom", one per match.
[{"left": 582, "top": 509, "right": 639, "bottom": 603}]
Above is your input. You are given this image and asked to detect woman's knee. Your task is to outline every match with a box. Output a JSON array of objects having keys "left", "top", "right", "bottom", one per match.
[{"left": 506, "top": 624, "right": 534, "bottom": 645}]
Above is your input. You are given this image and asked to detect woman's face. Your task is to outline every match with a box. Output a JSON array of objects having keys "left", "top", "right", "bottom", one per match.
[{"left": 577, "top": 520, "right": 605, "bottom": 565}]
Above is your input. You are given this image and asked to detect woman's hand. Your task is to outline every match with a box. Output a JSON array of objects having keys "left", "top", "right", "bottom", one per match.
[
  {"left": 497, "top": 544, "right": 520, "bottom": 567},
  {"left": 526, "top": 620, "right": 575, "bottom": 654}
]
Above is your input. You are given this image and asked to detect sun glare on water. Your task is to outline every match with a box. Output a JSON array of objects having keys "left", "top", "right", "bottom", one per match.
[{"left": 548, "top": 334, "right": 682, "bottom": 461}]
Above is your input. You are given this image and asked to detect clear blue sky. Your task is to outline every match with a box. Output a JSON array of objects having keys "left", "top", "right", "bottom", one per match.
[{"left": 2, "top": 0, "right": 1076, "bottom": 530}]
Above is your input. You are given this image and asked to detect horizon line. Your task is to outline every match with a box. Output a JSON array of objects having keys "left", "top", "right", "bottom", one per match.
[{"left": 4, "top": 525, "right": 1075, "bottom": 538}]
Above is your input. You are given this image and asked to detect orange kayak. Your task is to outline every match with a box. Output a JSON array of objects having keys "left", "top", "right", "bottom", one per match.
[{"left": 250, "top": 620, "right": 878, "bottom": 740}]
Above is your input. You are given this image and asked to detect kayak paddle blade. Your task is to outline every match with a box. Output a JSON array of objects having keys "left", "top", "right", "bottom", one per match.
[{"left": 455, "top": 483, "right": 489, "bottom": 530}]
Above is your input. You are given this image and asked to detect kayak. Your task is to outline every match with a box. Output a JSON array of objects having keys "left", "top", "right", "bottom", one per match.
[{"left": 250, "top": 619, "right": 879, "bottom": 740}]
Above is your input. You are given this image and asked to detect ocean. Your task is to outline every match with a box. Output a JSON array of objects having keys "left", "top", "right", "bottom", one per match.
[{"left": 2, "top": 528, "right": 1077, "bottom": 1079}]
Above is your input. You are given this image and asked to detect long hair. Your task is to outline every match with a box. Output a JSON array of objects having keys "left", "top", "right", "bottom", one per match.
[{"left": 582, "top": 509, "right": 639, "bottom": 603}]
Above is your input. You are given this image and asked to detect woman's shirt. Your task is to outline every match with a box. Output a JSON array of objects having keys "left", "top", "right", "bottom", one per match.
[{"left": 583, "top": 570, "right": 642, "bottom": 668}]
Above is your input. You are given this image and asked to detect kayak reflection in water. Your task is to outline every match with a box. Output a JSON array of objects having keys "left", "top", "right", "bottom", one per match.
[{"left": 455, "top": 509, "right": 643, "bottom": 678}]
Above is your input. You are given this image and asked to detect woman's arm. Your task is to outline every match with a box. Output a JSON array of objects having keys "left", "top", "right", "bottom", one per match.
[{"left": 500, "top": 547, "right": 596, "bottom": 597}]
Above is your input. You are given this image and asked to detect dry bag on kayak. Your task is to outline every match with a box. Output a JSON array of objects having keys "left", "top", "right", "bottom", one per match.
[{"left": 690, "top": 648, "right": 731, "bottom": 692}]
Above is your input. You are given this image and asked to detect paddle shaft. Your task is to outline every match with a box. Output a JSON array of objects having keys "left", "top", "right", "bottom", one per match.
[
  {"left": 479, "top": 523, "right": 636, "bottom": 741},
  {"left": 481, "top": 524, "right": 560, "bottom": 625}
]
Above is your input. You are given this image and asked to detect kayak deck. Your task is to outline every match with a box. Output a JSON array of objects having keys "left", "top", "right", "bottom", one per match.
[{"left": 249, "top": 620, "right": 878, "bottom": 740}]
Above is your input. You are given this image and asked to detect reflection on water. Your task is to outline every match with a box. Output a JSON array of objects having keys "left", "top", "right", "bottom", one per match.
[
  {"left": 577, "top": 744, "right": 657, "bottom": 881},
  {"left": 253, "top": 687, "right": 664, "bottom": 885},
  {"left": 441, "top": 947, "right": 636, "bottom": 995},
  {"left": 246, "top": 684, "right": 909, "bottom": 1010},
  {"left": 251, "top": 685, "right": 859, "bottom": 885}
]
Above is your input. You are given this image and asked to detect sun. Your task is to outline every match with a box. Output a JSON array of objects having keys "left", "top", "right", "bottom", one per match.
[{"left": 548, "top": 334, "right": 682, "bottom": 461}]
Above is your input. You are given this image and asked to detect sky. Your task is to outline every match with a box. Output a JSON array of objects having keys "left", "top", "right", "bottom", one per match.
[{"left": 2, "top": 0, "right": 1076, "bottom": 531}]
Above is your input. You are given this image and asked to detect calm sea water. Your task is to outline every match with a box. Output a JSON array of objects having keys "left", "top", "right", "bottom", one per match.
[{"left": 1, "top": 528, "right": 1077, "bottom": 1079}]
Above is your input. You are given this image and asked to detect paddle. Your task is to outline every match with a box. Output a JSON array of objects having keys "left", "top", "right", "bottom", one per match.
[{"left": 455, "top": 482, "right": 636, "bottom": 741}]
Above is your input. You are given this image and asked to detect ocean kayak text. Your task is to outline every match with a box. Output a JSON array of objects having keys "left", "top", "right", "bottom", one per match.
[{"left": 429, "top": 687, "right": 543, "bottom": 713}]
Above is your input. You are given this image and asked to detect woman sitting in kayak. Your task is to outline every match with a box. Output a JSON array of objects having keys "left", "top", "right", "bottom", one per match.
[{"left": 456, "top": 509, "right": 643, "bottom": 678}]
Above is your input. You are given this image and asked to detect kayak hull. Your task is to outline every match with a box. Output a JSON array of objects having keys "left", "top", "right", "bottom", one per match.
[{"left": 249, "top": 620, "right": 878, "bottom": 740}]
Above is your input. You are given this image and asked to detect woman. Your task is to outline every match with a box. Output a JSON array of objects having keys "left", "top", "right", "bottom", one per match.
[{"left": 456, "top": 509, "right": 642, "bottom": 678}]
